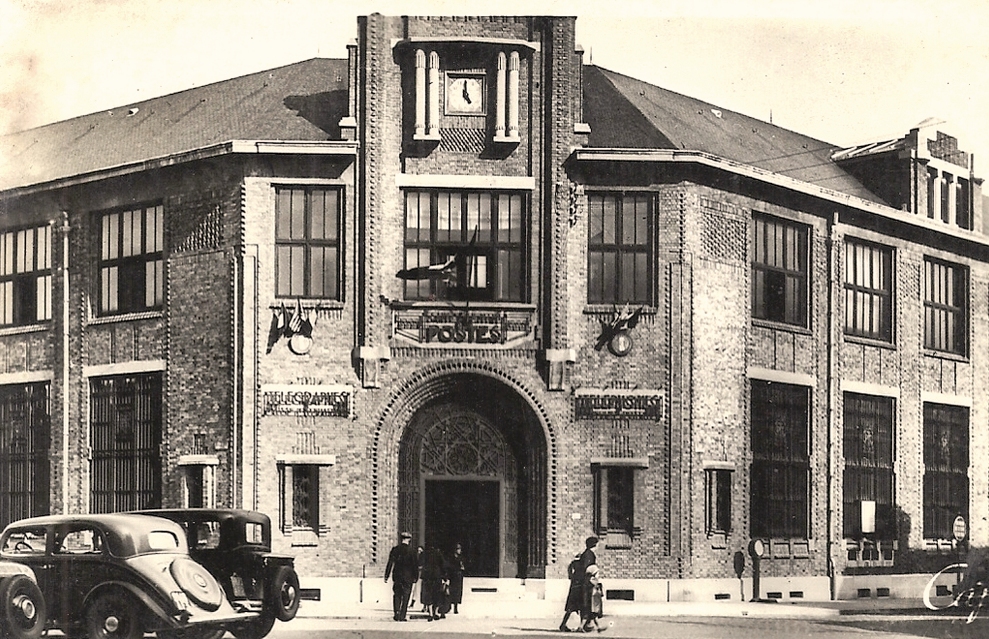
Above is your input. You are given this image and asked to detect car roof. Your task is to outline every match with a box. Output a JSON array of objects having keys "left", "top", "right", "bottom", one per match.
[
  {"left": 3, "top": 513, "right": 189, "bottom": 557},
  {"left": 133, "top": 509, "right": 271, "bottom": 526}
]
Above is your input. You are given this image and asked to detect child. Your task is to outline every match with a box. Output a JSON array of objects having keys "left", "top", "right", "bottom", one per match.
[{"left": 581, "top": 564, "right": 605, "bottom": 632}]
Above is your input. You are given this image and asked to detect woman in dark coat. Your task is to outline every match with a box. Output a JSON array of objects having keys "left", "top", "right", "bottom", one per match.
[
  {"left": 559, "top": 553, "right": 584, "bottom": 631},
  {"left": 420, "top": 546, "right": 448, "bottom": 620},
  {"left": 447, "top": 543, "right": 466, "bottom": 614}
]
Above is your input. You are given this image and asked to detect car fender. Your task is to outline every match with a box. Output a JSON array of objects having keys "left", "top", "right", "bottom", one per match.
[
  {"left": 82, "top": 580, "right": 173, "bottom": 626},
  {"left": 0, "top": 560, "right": 37, "bottom": 582}
]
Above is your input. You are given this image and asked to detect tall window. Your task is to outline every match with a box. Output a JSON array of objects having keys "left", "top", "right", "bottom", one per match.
[
  {"left": 99, "top": 205, "right": 164, "bottom": 315},
  {"left": 0, "top": 225, "right": 52, "bottom": 326},
  {"left": 593, "top": 466, "right": 635, "bottom": 535},
  {"left": 923, "top": 403, "right": 969, "bottom": 539},
  {"left": 275, "top": 187, "right": 342, "bottom": 299},
  {"left": 843, "top": 394, "right": 895, "bottom": 539},
  {"left": 292, "top": 465, "right": 319, "bottom": 530},
  {"left": 957, "top": 178, "right": 971, "bottom": 230},
  {"left": 403, "top": 190, "right": 525, "bottom": 302},
  {"left": 923, "top": 258, "right": 967, "bottom": 355},
  {"left": 90, "top": 373, "right": 162, "bottom": 513},
  {"left": 706, "top": 468, "right": 732, "bottom": 535},
  {"left": 751, "top": 214, "right": 808, "bottom": 327},
  {"left": 587, "top": 193, "right": 652, "bottom": 304},
  {"left": 926, "top": 167, "right": 938, "bottom": 219},
  {"left": 0, "top": 383, "right": 50, "bottom": 529},
  {"left": 750, "top": 381, "right": 809, "bottom": 538},
  {"left": 844, "top": 240, "right": 893, "bottom": 342}
]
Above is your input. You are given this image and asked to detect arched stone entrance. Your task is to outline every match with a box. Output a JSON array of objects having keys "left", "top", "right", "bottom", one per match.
[{"left": 397, "top": 374, "right": 547, "bottom": 578}]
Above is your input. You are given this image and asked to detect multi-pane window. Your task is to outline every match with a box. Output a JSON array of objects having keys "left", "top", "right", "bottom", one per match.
[
  {"left": 275, "top": 187, "right": 342, "bottom": 299},
  {"left": 0, "top": 383, "right": 50, "bottom": 529},
  {"left": 751, "top": 214, "right": 808, "bottom": 327},
  {"left": 923, "top": 403, "right": 969, "bottom": 539},
  {"left": 292, "top": 465, "right": 319, "bottom": 530},
  {"left": 0, "top": 226, "right": 52, "bottom": 326},
  {"left": 587, "top": 193, "right": 652, "bottom": 304},
  {"left": 844, "top": 240, "right": 893, "bottom": 342},
  {"left": 923, "top": 258, "right": 967, "bottom": 355},
  {"left": 89, "top": 373, "right": 162, "bottom": 513},
  {"left": 403, "top": 190, "right": 525, "bottom": 301},
  {"left": 842, "top": 394, "right": 895, "bottom": 539},
  {"left": 593, "top": 466, "right": 635, "bottom": 534},
  {"left": 99, "top": 205, "right": 164, "bottom": 315},
  {"left": 750, "top": 381, "right": 810, "bottom": 538}
]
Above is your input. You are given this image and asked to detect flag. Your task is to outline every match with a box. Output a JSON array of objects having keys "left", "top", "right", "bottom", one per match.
[
  {"left": 395, "top": 257, "right": 456, "bottom": 281},
  {"left": 266, "top": 303, "right": 286, "bottom": 353},
  {"left": 288, "top": 298, "right": 303, "bottom": 335}
]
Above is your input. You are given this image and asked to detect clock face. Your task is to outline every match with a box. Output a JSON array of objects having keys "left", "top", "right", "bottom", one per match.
[
  {"left": 446, "top": 74, "right": 485, "bottom": 115},
  {"left": 608, "top": 330, "right": 633, "bottom": 357}
]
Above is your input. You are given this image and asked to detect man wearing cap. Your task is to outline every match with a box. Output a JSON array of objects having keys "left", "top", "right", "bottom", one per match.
[{"left": 385, "top": 531, "right": 419, "bottom": 621}]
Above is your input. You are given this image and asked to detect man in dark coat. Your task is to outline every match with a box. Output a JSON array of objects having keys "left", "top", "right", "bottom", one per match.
[{"left": 385, "top": 532, "right": 419, "bottom": 621}]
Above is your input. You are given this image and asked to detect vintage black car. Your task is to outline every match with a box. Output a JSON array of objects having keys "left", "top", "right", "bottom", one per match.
[
  {"left": 136, "top": 509, "right": 300, "bottom": 639},
  {"left": 0, "top": 513, "right": 257, "bottom": 639},
  {"left": 0, "top": 560, "right": 45, "bottom": 639}
]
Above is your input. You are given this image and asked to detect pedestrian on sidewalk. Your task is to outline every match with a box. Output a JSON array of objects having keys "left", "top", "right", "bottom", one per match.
[
  {"left": 421, "top": 545, "right": 449, "bottom": 621},
  {"left": 581, "top": 563, "right": 605, "bottom": 633},
  {"left": 559, "top": 552, "right": 584, "bottom": 631},
  {"left": 384, "top": 532, "right": 419, "bottom": 622},
  {"left": 447, "top": 542, "right": 466, "bottom": 614}
]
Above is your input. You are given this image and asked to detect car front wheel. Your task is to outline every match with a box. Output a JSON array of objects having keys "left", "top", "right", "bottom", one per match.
[
  {"left": 86, "top": 590, "right": 144, "bottom": 639},
  {"left": 0, "top": 575, "right": 47, "bottom": 639},
  {"left": 268, "top": 566, "right": 300, "bottom": 621}
]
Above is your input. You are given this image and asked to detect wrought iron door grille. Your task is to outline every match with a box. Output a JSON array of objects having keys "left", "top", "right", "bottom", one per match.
[{"left": 0, "top": 382, "right": 50, "bottom": 528}]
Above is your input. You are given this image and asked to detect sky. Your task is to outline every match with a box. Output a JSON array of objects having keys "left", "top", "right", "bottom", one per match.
[{"left": 1, "top": 0, "right": 987, "bottom": 169}]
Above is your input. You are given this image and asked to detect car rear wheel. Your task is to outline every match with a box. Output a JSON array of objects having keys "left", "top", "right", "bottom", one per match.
[
  {"left": 170, "top": 558, "right": 224, "bottom": 611},
  {"left": 0, "top": 575, "right": 47, "bottom": 639},
  {"left": 86, "top": 590, "right": 144, "bottom": 639},
  {"left": 268, "top": 566, "right": 300, "bottom": 621},
  {"left": 230, "top": 613, "right": 275, "bottom": 639}
]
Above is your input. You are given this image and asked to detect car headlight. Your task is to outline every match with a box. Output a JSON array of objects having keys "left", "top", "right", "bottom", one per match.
[{"left": 171, "top": 591, "right": 191, "bottom": 611}]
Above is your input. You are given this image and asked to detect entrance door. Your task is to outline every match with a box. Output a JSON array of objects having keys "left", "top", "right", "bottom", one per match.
[{"left": 425, "top": 479, "right": 499, "bottom": 577}]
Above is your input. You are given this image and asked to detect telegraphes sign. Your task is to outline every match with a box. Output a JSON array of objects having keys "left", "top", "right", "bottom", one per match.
[
  {"left": 262, "top": 384, "right": 352, "bottom": 417},
  {"left": 392, "top": 308, "right": 534, "bottom": 346},
  {"left": 574, "top": 389, "right": 665, "bottom": 421}
]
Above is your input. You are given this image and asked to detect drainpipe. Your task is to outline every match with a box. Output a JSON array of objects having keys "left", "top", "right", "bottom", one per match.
[
  {"left": 60, "top": 213, "right": 70, "bottom": 514},
  {"left": 826, "top": 211, "right": 838, "bottom": 600}
]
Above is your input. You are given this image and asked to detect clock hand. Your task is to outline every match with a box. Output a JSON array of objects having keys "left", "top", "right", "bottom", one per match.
[{"left": 462, "top": 82, "right": 472, "bottom": 104}]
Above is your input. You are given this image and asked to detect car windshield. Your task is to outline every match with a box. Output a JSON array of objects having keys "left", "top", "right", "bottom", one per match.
[
  {"left": 192, "top": 521, "right": 222, "bottom": 549},
  {"left": 147, "top": 530, "right": 181, "bottom": 551}
]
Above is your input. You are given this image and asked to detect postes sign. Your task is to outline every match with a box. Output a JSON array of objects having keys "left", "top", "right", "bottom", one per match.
[{"left": 393, "top": 308, "right": 534, "bottom": 346}]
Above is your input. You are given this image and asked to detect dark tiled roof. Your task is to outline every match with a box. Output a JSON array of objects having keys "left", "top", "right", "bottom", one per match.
[
  {"left": 0, "top": 58, "right": 349, "bottom": 192},
  {"left": 583, "top": 66, "right": 885, "bottom": 204}
]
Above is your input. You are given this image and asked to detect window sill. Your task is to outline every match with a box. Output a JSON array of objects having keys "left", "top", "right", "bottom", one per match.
[
  {"left": 922, "top": 349, "right": 969, "bottom": 364},
  {"left": 582, "top": 305, "right": 656, "bottom": 317},
  {"left": 844, "top": 335, "right": 896, "bottom": 350},
  {"left": 751, "top": 318, "right": 811, "bottom": 336},
  {"left": 89, "top": 310, "right": 163, "bottom": 325},
  {"left": 0, "top": 323, "right": 50, "bottom": 337},
  {"left": 391, "top": 300, "right": 536, "bottom": 311},
  {"left": 272, "top": 299, "right": 344, "bottom": 309}
]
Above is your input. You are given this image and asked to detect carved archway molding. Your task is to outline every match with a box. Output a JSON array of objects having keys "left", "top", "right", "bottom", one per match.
[{"left": 370, "top": 359, "right": 558, "bottom": 566}]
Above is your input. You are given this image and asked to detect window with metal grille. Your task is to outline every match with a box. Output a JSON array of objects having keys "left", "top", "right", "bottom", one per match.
[
  {"left": 750, "top": 381, "right": 810, "bottom": 538},
  {"left": 0, "top": 382, "right": 50, "bottom": 529},
  {"left": 0, "top": 226, "right": 52, "bottom": 326},
  {"left": 593, "top": 466, "right": 634, "bottom": 534},
  {"left": 98, "top": 204, "right": 164, "bottom": 315},
  {"left": 844, "top": 240, "right": 893, "bottom": 342},
  {"left": 292, "top": 465, "right": 319, "bottom": 530},
  {"left": 275, "top": 187, "right": 342, "bottom": 299},
  {"left": 403, "top": 189, "right": 526, "bottom": 302},
  {"left": 751, "top": 214, "right": 808, "bottom": 327},
  {"left": 923, "top": 403, "right": 969, "bottom": 539},
  {"left": 587, "top": 193, "right": 652, "bottom": 304},
  {"left": 706, "top": 468, "right": 732, "bottom": 534},
  {"left": 842, "top": 394, "right": 895, "bottom": 538},
  {"left": 89, "top": 373, "right": 162, "bottom": 513},
  {"left": 923, "top": 258, "right": 967, "bottom": 355}
]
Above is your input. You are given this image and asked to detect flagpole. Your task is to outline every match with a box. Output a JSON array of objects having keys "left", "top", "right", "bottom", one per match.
[{"left": 463, "top": 225, "right": 479, "bottom": 333}]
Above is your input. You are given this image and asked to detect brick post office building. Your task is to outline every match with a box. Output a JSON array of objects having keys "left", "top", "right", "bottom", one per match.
[{"left": 1, "top": 14, "right": 987, "bottom": 603}]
